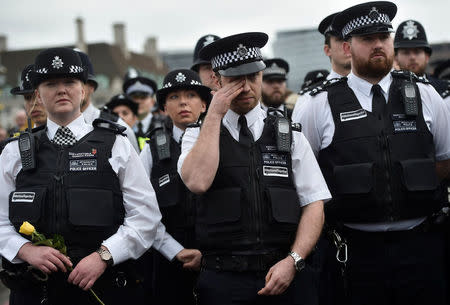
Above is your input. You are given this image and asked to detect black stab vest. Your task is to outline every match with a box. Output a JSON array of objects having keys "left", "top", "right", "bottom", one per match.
[
  {"left": 9, "top": 127, "right": 125, "bottom": 262},
  {"left": 197, "top": 115, "right": 301, "bottom": 255},
  {"left": 318, "top": 76, "right": 439, "bottom": 223},
  {"left": 148, "top": 130, "right": 196, "bottom": 248}
]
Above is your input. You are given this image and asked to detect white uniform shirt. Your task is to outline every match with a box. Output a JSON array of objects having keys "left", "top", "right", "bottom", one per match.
[
  {"left": 260, "top": 103, "right": 287, "bottom": 114},
  {"left": 0, "top": 114, "right": 162, "bottom": 265},
  {"left": 298, "top": 71, "right": 450, "bottom": 231},
  {"left": 83, "top": 103, "right": 140, "bottom": 153},
  {"left": 178, "top": 103, "right": 332, "bottom": 207},
  {"left": 292, "top": 69, "right": 344, "bottom": 124},
  {"left": 140, "top": 125, "right": 185, "bottom": 261}
]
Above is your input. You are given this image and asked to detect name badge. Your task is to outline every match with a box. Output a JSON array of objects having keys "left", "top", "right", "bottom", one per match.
[
  {"left": 262, "top": 153, "right": 288, "bottom": 166},
  {"left": 263, "top": 166, "right": 289, "bottom": 178},
  {"left": 159, "top": 174, "right": 170, "bottom": 187},
  {"left": 12, "top": 192, "right": 35, "bottom": 203},
  {"left": 69, "top": 159, "right": 98, "bottom": 171},
  {"left": 393, "top": 120, "right": 417, "bottom": 133},
  {"left": 340, "top": 109, "right": 367, "bottom": 122}
]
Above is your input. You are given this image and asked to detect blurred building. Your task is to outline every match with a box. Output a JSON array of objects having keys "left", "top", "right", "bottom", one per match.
[
  {"left": 0, "top": 18, "right": 168, "bottom": 129},
  {"left": 272, "top": 28, "right": 330, "bottom": 92},
  {"left": 161, "top": 50, "right": 193, "bottom": 70}
]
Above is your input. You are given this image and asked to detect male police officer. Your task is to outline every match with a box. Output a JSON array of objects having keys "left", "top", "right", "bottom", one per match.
[
  {"left": 394, "top": 20, "right": 447, "bottom": 94},
  {"left": 123, "top": 69, "right": 163, "bottom": 150},
  {"left": 191, "top": 35, "right": 220, "bottom": 90},
  {"left": 261, "top": 58, "right": 294, "bottom": 119},
  {"left": 178, "top": 32, "right": 331, "bottom": 305},
  {"left": 298, "top": 2, "right": 450, "bottom": 304},
  {"left": 292, "top": 11, "right": 351, "bottom": 123},
  {"left": 0, "top": 48, "right": 163, "bottom": 305},
  {"left": 76, "top": 51, "right": 140, "bottom": 153}
]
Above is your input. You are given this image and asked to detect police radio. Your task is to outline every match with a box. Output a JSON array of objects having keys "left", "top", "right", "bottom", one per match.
[
  {"left": 275, "top": 116, "right": 291, "bottom": 152},
  {"left": 150, "top": 122, "right": 171, "bottom": 161},
  {"left": 401, "top": 81, "right": 419, "bottom": 116},
  {"left": 18, "top": 117, "right": 36, "bottom": 171}
]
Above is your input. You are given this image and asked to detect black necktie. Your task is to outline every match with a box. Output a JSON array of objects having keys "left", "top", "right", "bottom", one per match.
[
  {"left": 238, "top": 115, "right": 254, "bottom": 147},
  {"left": 371, "top": 84, "right": 386, "bottom": 120},
  {"left": 137, "top": 121, "right": 144, "bottom": 137}
]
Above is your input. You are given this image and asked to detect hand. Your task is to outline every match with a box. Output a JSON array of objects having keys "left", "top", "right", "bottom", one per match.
[
  {"left": 18, "top": 243, "right": 72, "bottom": 274},
  {"left": 175, "top": 249, "right": 202, "bottom": 271},
  {"left": 208, "top": 79, "right": 244, "bottom": 117},
  {"left": 67, "top": 252, "right": 107, "bottom": 291},
  {"left": 257, "top": 257, "right": 296, "bottom": 296}
]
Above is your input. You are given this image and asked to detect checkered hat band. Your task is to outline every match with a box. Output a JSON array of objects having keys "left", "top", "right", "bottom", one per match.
[
  {"left": 342, "top": 13, "right": 391, "bottom": 37},
  {"left": 211, "top": 47, "right": 262, "bottom": 70}
]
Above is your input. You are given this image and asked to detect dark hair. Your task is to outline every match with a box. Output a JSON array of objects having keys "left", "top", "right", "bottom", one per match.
[{"left": 324, "top": 34, "right": 331, "bottom": 47}]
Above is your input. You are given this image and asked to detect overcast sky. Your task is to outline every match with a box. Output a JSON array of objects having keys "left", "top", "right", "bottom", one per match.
[{"left": 1, "top": 0, "right": 449, "bottom": 55}]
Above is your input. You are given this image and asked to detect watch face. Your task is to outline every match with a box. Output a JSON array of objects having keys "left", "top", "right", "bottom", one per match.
[
  {"left": 295, "top": 259, "right": 305, "bottom": 271},
  {"left": 102, "top": 251, "right": 112, "bottom": 261}
]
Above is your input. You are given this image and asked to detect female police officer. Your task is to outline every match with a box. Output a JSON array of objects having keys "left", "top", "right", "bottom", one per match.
[
  {"left": 140, "top": 69, "right": 210, "bottom": 305},
  {"left": 0, "top": 47, "right": 162, "bottom": 305}
]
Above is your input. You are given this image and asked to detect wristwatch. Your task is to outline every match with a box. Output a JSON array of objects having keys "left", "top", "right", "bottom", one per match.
[
  {"left": 288, "top": 251, "right": 305, "bottom": 272},
  {"left": 96, "top": 247, "right": 114, "bottom": 267}
]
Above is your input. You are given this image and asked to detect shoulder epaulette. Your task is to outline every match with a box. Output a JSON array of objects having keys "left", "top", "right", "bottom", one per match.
[
  {"left": 299, "top": 80, "right": 324, "bottom": 96},
  {"left": 291, "top": 122, "right": 302, "bottom": 132},
  {"left": 391, "top": 69, "right": 430, "bottom": 84},
  {"left": 31, "top": 124, "right": 46, "bottom": 134},
  {"left": 92, "top": 118, "right": 126, "bottom": 135},
  {"left": 309, "top": 77, "right": 346, "bottom": 96}
]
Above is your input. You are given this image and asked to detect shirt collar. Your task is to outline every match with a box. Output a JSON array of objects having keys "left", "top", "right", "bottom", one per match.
[
  {"left": 225, "top": 102, "right": 262, "bottom": 129},
  {"left": 327, "top": 69, "right": 344, "bottom": 80},
  {"left": 347, "top": 71, "right": 392, "bottom": 97},
  {"left": 260, "top": 103, "right": 285, "bottom": 113},
  {"left": 172, "top": 125, "right": 184, "bottom": 143},
  {"left": 46, "top": 114, "right": 89, "bottom": 141}
]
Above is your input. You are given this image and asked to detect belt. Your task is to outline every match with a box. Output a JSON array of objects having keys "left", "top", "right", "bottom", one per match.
[{"left": 201, "top": 252, "right": 285, "bottom": 272}]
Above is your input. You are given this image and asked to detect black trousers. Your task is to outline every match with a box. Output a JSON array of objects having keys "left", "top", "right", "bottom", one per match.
[
  {"left": 9, "top": 271, "right": 147, "bottom": 305},
  {"left": 151, "top": 251, "right": 197, "bottom": 305},
  {"left": 195, "top": 265, "right": 318, "bottom": 305},
  {"left": 325, "top": 228, "right": 447, "bottom": 305}
]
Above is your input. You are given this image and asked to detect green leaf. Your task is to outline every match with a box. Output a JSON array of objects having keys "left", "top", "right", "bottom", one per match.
[{"left": 34, "top": 239, "right": 53, "bottom": 247}]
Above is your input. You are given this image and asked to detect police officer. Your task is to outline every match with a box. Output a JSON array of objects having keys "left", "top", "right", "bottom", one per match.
[
  {"left": 1, "top": 65, "right": 47, "bottom": 154},
  {"left": 140, "top": 69, "right": 209, "bottom": 305},
  {"left": 298, "top": 2, "right": 450, "bottom": 304},
  {"left": 105, "top": 94, "right": 139, "bottom": 128},
  {"left": 261, "top": 58, "right": 295, "bottom": 119},
  {"left": 75, "top": 51, "right": 140, "bottom": 153},
  {"left": 292, "top": 11, "right": 351, "bottom": 123},
  {"left": 0, "top": 47, "right": 163, "bottom": 305},
  {"left": 123, "top": 69, "right": 163, "bottom": 150},
  {"left": 394, "top": 19, "right": 448, "bottom": 94},
  {"left": 191, "top": 34, "right": 220, "bottom": 90},
  {"left": 178, "top": 32, "right": 331, "bottom": 305},
  {"left": 10, "top": 64, "right": 47, "bottom": 128}
]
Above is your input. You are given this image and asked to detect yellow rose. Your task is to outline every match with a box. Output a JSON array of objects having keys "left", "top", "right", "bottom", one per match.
[{"left": 19, "top": 221, "right": 35, "bottom": 236}]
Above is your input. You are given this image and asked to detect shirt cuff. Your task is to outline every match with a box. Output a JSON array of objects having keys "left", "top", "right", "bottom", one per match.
[
  {"left": 156, "top": 237, "right": 184, "bottom": 261},
  {"left": 4, "top": 235, "right": 30, "bottom": 263},
  {"left": 102, "top": 235, "right": 130, "bottom": 266},
  {"left": 436, "top": 152, "right": 450, "bottom": 162}
]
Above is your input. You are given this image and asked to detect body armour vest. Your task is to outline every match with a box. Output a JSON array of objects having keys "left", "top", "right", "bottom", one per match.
[
  {"left": 197, "top": 115, "right": 301, "bottom": 255},
  {"left": 148, "top": 129, "right": 196, "bottom": 248},
  {"left": 318, "top": 75, "right": 439, "bottom": 223},
  {"left": 9, "top": 126, "right": 125, "bottom": 262}
]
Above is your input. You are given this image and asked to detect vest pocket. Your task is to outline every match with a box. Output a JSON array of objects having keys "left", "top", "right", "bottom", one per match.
[
  {"left": 267, "top": 187, "right": 301, "bottom": 224},
  {"left": 9, "top": 188, "right": 46, "bottom": 226},
  {"left": 151, "top": 173, "right": 180, "bottom": 208},
  {"left": 399, "top": 159, "right": 438, "bottom": 191},
  {"left": 334, "top": 162, "right": 374, "bottom": 194},
  {"left": 67, "top": 188, "right": 115, "bottom": 230}
]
